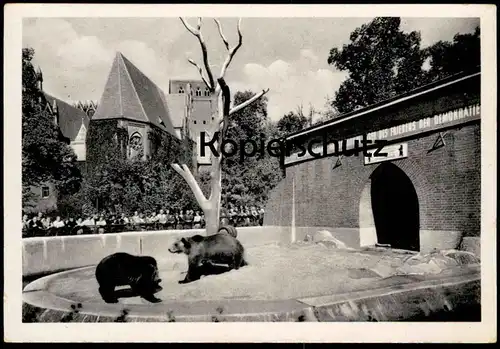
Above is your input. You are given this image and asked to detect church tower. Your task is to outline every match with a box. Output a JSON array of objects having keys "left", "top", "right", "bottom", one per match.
[{"left": 167, "top": 79, "right": 218, "bottom": 169}]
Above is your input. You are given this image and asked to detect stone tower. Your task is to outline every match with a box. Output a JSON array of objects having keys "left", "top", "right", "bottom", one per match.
[{"left": 167, "top": 79, "right": 218, "bottom": 168}]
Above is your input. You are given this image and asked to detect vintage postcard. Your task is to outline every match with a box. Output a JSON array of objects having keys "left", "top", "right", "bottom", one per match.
[{"left": 4, "top": 3, "right": 497, "bottom": 343}]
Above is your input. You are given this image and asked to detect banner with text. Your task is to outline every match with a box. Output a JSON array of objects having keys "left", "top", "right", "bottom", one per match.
[{"left": 284, "top": 103, "right": 480, "bottom": 166}]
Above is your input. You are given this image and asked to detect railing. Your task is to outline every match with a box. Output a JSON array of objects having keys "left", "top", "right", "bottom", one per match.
[{"left": 22, "top": 217, "right": 264, "bottom": 238}]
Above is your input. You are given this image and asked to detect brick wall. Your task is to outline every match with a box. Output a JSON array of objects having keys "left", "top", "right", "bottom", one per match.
[{"left": 265, "top": 122, "right": 481, "bottom": 239}]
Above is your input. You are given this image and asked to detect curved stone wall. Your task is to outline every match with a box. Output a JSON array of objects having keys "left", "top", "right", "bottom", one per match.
[{"left": 22, "top": 226, "right": 291, "bottom": 277}]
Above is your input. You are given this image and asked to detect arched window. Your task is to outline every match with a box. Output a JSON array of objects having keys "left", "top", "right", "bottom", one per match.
[
  {"left": 195, "top": 87, "right": 202, "bottom": 97},
  {"left": 178, "top": 86, "right": 185, "bottom": 94},
  {"left": 204, "top": 88, "right": 210, "bottom": 97}
]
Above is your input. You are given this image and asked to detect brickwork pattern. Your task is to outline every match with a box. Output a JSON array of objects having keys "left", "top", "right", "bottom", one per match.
[{"left": 265, "top": 123, "right": 480, "bottom": 238}]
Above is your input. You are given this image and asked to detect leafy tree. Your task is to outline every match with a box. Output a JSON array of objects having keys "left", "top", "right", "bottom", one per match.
[
  {"left": 22, "top": 48, "right": 82, "bottom": 209},
  {"left": 423, "top": 26, "right": 480, "bottom": 82},
  {"left": 277, "top": 111, "right": 309, "bottom": 135},
  {"left": 228, "top": 91, "right": 268, "bottom": 139},
  {"left": 327, "top": 18, "right": 480, "bottom": 115},
  {"left": 221, "top": 91, "right": 283, "bottom": 208},
  {"left": 221, "top": 91, "right": 266, "bottom": 207},
  {"left": 313, "top": 111, "right": 335, "bottom": 126},
  {"left": 242, "top": 120, "right": 284, "bottom": 205},
  {"left": 80, "top": 159, "right": 198, "bottom": 215},
  {"left": 327, "top": 17, "right": 426, "bottom": 114},
  {"left": 57, "top": 188, "right": 86, "bottom": 218}
]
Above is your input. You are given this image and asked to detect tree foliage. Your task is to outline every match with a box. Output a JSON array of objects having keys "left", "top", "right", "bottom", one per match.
[
  {"left": 327, "top": 18, "right": 426, "bottom": 114},
  {"left": 327, "top": 18, "right": 480, "bottom": 115},
  {"left": 22, "top": 48, "right": 82, "bottom": 208},
  {"left": 225, "top": 91, "right": 268, "bottom": 142},
  {"left": 82, "top": 120, "right": 197, "bottom": 214},
  {"left": 277, "top": 111, "right": 309, "bottom": 135},
  {"left": 81, "top": 158, "right": 197, "bottom": 214},
  {"left": 220, "top": 91, "right": 283, "bottom": 208},
  {"left": 423, "top": 26, "right": 480, "bottom": 82}
]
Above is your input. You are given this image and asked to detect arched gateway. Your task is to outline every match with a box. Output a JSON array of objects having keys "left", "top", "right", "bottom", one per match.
[
  {"left": 360, "top": 163, "right": 420, "bottom": 251},
  {"left": 264, "top": 69, "right": 481, "bottom": 253}
]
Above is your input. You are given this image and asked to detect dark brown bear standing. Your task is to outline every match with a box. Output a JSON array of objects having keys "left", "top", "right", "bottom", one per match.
[
  {"left": 95, "top": 252, "right": 163, "bottom": 304},
  {"left": 168, "top": 233, "right": 248, "bottom": 284}
]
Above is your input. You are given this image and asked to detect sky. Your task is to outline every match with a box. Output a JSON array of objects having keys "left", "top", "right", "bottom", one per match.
[{"left": 23, "top": 17, "right": 479, "bottom": 121}]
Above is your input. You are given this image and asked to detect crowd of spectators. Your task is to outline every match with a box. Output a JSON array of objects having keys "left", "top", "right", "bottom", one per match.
[{"left": 22, "top": 206, "right": 265, "bottom": 238}]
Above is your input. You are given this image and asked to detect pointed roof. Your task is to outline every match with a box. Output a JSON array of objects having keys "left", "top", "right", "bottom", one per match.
[
  {"left": 164, "top": 93, "right": 187, "bottom": 129},
  {"left": 92, "top": 52, "right": 177, "bottom": 137},
  {"left": 43, "top": 93, "right": 90, "bottom": 142}
]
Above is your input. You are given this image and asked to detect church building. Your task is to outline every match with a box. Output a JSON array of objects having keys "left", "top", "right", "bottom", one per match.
[
  {"left": 27, "top": 52, "right": 217, "bottom": 213},
  {"left": 90, "top": 52, "right": 217, "bottom": 167}
]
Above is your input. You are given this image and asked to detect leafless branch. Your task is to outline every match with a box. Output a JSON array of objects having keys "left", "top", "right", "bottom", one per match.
[
  {"left": 214, "top": 19, "right": 230, "bottom": 50},
  {"left": 217, "top": 18, "right": 243, "bottom": 87},
  {"left": 229, "top": 88, "right": 269, "bottom": 116},
  {"left": 179, "top": 17, "right": 216, "bottom": 91},
  {"left": 296, "top": 103, "right": 304, "bottom": 118},
  {"left": 179, "top": 17, "right": 198, "bottom": 36},
  {"left": 171, "top": 163, "right": 209, "bottom": 209},
  {"left": 213, "top": 88, "right": 269, "bottom": 130},
  {"left": 187, "top": 58, "right": 211, "bottom": 90}
]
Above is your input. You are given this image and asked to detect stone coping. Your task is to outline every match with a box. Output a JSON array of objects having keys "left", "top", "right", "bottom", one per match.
[
  {"left": 23, "top": 265, "right": 480, "bottom": 322},
  {"left": 23, "top": 226, "right": 353, "bottom": 277},
  {"left": 22, "top": 226, "right": 293, "bottom": 277},
  {"left": 23, "top": 226, "right": 271, "bottom": 242}
]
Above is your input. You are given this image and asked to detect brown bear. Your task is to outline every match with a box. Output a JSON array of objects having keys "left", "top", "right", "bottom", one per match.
[
  {"left": 168, "top": 233, "right": 248, "bottom": 284},
  {"left": 95, "top": 252, "right": 163, "bottom": 304}
]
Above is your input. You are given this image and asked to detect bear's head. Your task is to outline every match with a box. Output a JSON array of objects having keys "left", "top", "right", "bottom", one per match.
[
  {"left": 168, "top": 237, "right": 191, "bottom": 254},
  {"left": 168, "top": 235, "right": 205, "bottom": 254}
]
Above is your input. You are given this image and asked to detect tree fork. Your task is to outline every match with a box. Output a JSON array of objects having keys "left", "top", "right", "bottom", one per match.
[{"left": 172, "top": 17, "right": 270, "bottom": 236}]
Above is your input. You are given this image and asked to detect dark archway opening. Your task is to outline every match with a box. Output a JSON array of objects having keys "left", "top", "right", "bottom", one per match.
[{"left": 370, "top": 163, "right": 420, "bottom": 251}]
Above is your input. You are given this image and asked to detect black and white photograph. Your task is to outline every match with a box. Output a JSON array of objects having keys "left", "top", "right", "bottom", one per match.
[{"left": 4, "top": 3, "right": 497, "bottom": 343}]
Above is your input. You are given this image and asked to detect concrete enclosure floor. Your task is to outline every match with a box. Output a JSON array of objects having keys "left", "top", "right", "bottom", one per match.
[{"left": 43, "top": 243, "right": 468, "bottom": 304}]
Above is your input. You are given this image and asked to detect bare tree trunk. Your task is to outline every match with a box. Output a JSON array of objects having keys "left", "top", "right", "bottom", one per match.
[
  {"left": 204, "top": 207, "right": 219, "bottom": 235},
  {"left": 203, "top": 77, "right": 229, "bottom": 234},
  {"left": 173, "top": 17, "right": 269, "bottom": 236},
  {"left": 205, "top": 158, "right": 222, "bottom": 235}
]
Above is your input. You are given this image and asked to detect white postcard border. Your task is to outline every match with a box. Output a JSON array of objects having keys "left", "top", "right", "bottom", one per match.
[{"left": 4, "top": 3, "right": 497, "bottom": 343}]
